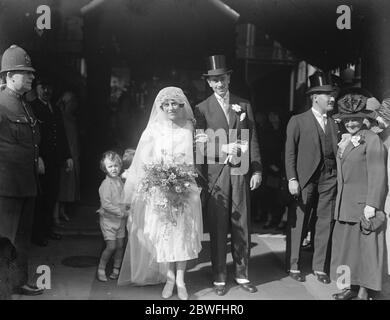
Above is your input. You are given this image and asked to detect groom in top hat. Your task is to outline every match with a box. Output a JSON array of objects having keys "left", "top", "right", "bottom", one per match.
[
  {"left": 194, "top": 55, "right": 262, "bottom": 296},
  {"left": 285, "top": 71, "right": 339, "bottom": 283}
]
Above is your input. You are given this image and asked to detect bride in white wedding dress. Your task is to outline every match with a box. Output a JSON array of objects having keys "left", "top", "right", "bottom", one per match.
[{"left": 118, "top": 87, "right": 203, "bottom": 300}]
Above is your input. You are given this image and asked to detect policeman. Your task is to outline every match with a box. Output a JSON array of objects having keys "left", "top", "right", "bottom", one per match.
[
  {"left": 0, "top": 45, "right": 43, "bottom": 295},
  {"left": 30, "top": 75, "right": 72, "bottom": 246}
]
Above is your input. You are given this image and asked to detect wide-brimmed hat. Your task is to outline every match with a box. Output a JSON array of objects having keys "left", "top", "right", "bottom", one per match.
[
  {"left": 306, "top": 71, "right": 335, "bottom": 95},
  {"left": 374, "top": 98, "right": 390, "bottom": 122},
  {"left": 202, "top": 55, "right": 232, "bottom": 77},
  {"left": 333, "top": 87, "right": 376, "bottom": 120},
  {"left": 0, "top": 45, "right": 35, "bottom": 73}
]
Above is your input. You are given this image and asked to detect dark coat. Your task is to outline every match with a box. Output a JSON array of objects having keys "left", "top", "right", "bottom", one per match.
[
  {"left": 0, "top": 88, "right": 40, "bottom": 197},
  {"left": 285, "top": 109, "right": 339, "bottom": 189},
  {"left": 194, "top": 93, "right": 262, "bottom": 190},
  {"left": 334, "top": 129, "right": 387, "bottom": 223},
  {"left": 31, "top": 98, "right": 71, "bottom": 166}
]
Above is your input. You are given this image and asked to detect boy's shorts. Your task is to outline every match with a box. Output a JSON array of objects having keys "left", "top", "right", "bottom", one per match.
[{"left": 99, "top": 215, "right": 127, "bottom": 241}]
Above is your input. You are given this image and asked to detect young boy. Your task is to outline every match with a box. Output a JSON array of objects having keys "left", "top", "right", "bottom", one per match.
[{"left": 97, "top": 151, "right": 127, "bottom": 282}]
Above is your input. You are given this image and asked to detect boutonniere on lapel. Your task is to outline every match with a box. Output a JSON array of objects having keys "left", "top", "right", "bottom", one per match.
[
  {"left": 231, "top": 104, "right": 246, "bottom": 121},
  {"left": 350, "top": 134, "right": 364, "bottom": 147}
]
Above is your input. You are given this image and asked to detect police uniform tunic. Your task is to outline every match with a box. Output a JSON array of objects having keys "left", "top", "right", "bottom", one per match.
[
  {"left": 0, "top": 87, "right": 40, "bottom": 287},
  {"left": 0, "top": 87, "right": 40, "bottom": 197}
]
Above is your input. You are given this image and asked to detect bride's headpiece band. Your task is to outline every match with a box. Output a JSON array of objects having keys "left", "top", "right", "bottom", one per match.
[{"left": 155, "top": 87, "right": 187, "bottom": 108}]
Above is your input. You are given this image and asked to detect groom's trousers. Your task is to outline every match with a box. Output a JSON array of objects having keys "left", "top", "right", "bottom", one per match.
[{"left": 207, "top": 165, "right": 251, "bottom": 283}]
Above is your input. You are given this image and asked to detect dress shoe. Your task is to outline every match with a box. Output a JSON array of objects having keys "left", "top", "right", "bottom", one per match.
[
  {"left": 314, "top": 272, "right": 331, "bottom": 284},
  {"left": 16, "top": 284, "right": 44, "bottom": 296},
  {"left": 213, "top": 284, "right": 227, "bottom": 296},
  {"left": 351, "top": 296, "right": 369, "bottom": 300},
  {"left": 288, "top": 271, "right": 305, "bottom": 282},
  {"left": 177, "top": 283, "right": 189, "bottom": 300},
  {"left": 31, "top": 237, "right": 48, "bottom": 247},
  {"left": 332, "top": 289, "right": 357, "bottom": 300},
  {"left": 238, "top": 283, "right": 258, "bottom": 293},
  {"left": 47, "top": 232, "right": 62, "bottom": 240},
  {"left": 162, "top": 281, "right": 175, "bottom": 299}
]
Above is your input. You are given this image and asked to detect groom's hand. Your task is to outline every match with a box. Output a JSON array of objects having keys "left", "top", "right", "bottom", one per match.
[{"left": 221, "top": 143, "right": 239, "bottom": 156}]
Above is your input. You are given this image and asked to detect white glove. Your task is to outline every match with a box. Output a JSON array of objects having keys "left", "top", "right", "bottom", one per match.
[
  {"left": 221, "top": 142, "right": 239, "bottom": 156},
  {"left": 364, "top": 205, "right": 376, "bottom": 220},
  {"left": 288, "top": 179, "right": 300, "bottom": 196}
]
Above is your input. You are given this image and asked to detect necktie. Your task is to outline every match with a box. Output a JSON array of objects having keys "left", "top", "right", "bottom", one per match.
[
  {"left": 220, "top": 96, "right": 230, "bottom": 124},
  {"left": 321, "top": 114, "right": 327, "bottom": 132}
]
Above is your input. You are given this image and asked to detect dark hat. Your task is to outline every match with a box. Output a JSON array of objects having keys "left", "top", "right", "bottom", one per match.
[
  {"left": 333, "top": 87, "right": 376, "bottom": 120},
  {"left": 34, "top": 73, "right": 53, "bottom": 87},
  {"left": 376, "top": 98, "right": 390, "bottom": 122},
  {"left": 202, "top": 55, "right": 232, "bottom": 77},
  {"left": 360, "top": 211, "right": 385, "bottom": 235},
  {"left": 306, "top": 71, "right": 335, "bottom": 95},
  {"left": 0, "top": 45, "right": 35, "bottom": 73}
]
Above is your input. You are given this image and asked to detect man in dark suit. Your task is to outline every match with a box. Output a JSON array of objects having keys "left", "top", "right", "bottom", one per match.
[
  {"left": 0, "top": 45, "right": 43, "bottom": 295},
  {"left": 31, "top": 76, "right": 73, "bottom": 246},
  {"left": 194, "top": 55, "right": 262, "bottom": 296},
  {"left": 285, "top": 71, "right": 338, "bottom": 283}
]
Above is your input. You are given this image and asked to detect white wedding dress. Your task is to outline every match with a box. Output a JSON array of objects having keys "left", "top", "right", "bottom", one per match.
[{"left": 118, "top": 87, "right": 203, "bottom": 286}]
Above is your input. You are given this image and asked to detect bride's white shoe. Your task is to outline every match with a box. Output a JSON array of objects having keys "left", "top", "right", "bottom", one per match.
[
  {"left": 177, "top": 283, "right": 188, "bottom": 300},
  {"left": 162, "top": 281, "right": 175, "bottom": 299}
]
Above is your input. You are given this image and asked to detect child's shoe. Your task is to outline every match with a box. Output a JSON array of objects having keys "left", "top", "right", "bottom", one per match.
[
  {"left": 97, "top": 269, "right": 108, "bottom": 282},
  {"left": 109, "top": 267, "right": 120, "bottom": 280}
]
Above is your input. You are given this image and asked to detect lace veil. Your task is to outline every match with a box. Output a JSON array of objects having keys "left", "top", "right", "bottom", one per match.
[{"left": 122, "top": 86, "right": 194, "bottom": 205}]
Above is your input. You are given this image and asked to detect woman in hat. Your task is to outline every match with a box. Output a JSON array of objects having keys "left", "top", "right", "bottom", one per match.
[
  {"left": 331, "top": 88, "right": 387, "bottom": 300},
  {"left": 370, "top": 97, "right": 390, "bottom": 277}
]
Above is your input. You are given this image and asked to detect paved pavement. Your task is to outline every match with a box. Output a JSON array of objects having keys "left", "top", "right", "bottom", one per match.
[{"left": 11, "top": 204, "right": 390, "bottom": 300}]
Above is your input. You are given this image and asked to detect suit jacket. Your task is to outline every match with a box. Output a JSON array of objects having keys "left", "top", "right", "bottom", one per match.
[
  {"left": 285, "top": 109, "right": 338, "bottom": 189},
  {"left": 31, "top": 98, "right": 71, "bottom": 166},
  {"left": 0, "top": 88, "right": 40, "bottom": 197},
  {"left": 194, "top": 93, "right": 261, "bottom": 190},
  {"left": 335, "top": 129, "right": 387, "bottom": 223}
]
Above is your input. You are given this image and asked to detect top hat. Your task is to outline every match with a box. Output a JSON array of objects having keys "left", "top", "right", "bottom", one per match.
[
  {"left": 306, "top": 71, "right": 334, "bottom": 95},
  {"left": 202, "top": 55, "right": 232, "bottom": 77},
  {"left": 333, "top": 87, "right": 376, "bottom": 120},
  {"left": 0, "top": 45, "right": 35, "bottom": 74}
]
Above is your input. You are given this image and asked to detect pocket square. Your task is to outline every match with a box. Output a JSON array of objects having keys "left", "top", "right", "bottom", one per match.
[{"left": 240, "top": 112, "right": 246, "bottom": 121}]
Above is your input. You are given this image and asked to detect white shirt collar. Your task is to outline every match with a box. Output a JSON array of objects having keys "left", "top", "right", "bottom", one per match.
[
  {"left": 311, "top": 107, "right": 327, "bottom": 119},
  {"left": 215, "top": 91, "right": 229, "bottom": 107}
]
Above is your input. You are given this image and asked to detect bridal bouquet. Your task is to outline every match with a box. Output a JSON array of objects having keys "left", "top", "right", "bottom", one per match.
[{"left": 139, "top": 151, "right": 198, "bottom": 225}]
